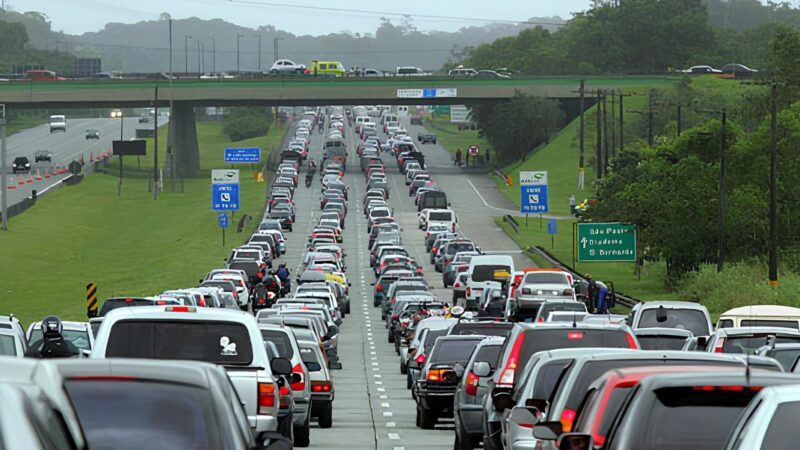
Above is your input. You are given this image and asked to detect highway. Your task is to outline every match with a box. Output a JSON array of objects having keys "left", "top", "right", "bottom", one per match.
[
  {"left": 1, "top": 116, "right": 166, "bottom": 210},
  {"left": 277, "top": 116, "right": 532, "bottom": 449}
]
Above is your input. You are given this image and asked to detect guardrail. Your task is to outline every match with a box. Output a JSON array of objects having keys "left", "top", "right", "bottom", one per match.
[
  {"left": 502, "top": 214, "right": 520, "bottom": 233},
  {"left": 526, "top": 245, "right": 639, "bottom": 309}
]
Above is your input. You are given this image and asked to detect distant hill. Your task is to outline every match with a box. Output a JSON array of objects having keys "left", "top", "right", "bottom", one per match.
[{"left": 2, "top": 11, "right": 566, "bottom": 73}]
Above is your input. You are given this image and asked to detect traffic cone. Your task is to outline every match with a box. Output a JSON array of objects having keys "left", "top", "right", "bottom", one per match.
[
  {"left": 8, "top": 175, "right": 16, "bottom": 190},
  {"left": 44, "top": 168, "right": 51, "bottom": 179},
  {"left": 35, "top": 169, "right": 42, "bottom": 181},
  {"left": 17, "top": 175, "right": 24, "bottom": 186},
  {"left": 89, "top": 152, "right": 94, "bottom": 162},
  {"left": 26, "top": 173, "right": 33, "bottom": 183}
]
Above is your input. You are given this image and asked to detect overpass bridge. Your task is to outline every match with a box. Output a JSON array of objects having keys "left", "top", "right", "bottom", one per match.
[{"left": 0, "top": 76, "right": 675, "bottom": 176}]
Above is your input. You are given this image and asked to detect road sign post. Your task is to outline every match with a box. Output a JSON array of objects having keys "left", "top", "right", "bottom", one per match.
[
  {"left": 577, "top": 223, "right": 637, "bottom": 262},
  {"left": 218, "top": 212, "right": 229, "bottom": 247},
  {"left": 520, "top": 171, "right": 549, "bottom": 215},
  {"left": 86, "top": 283, "right": 98, "bottom": 318},
  {"left": 0, "top": 104, "right": 6, "bottom": 231},
  {"left": 547, "top": 219, "right": 557, "bottom": 249}
]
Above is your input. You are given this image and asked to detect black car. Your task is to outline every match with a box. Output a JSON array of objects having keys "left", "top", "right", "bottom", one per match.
[
  {"left": 417, "top": 133, "right": 438, "bottom": 144},
  {"left": 476, "top": 70, "right": 510, "bottom": 79},
  {"left": 138, "top": 116, "right": 151, "bottom": 123},
  {"left": 11, "top": 156, "right": 30, "bottom": 174},
  {"left": 34, "top": 150, "right": 52, "bottom": 162},
  {"left": 85, "top": 129, "right": 100, "bottom": 140},
  {"left": 721, "top": 63, "right": 758, "bottom": 77},
  {"left": 268, "top": 211, "right": 294, "bottom": 232}
]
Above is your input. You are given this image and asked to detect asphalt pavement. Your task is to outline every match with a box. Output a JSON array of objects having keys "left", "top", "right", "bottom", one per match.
[
  {"left": 276, "top": 114, "right": 532, "bottom": 449},
  {"left": 1, "top": 116, "right": 166, "bottom": 209}
]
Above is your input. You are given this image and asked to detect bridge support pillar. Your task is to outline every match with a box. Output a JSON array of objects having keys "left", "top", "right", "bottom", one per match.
[{"left": 167, "top": 102, "right": 200, "bottom": 178}]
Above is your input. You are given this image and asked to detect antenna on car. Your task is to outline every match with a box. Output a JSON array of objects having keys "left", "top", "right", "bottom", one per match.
[{"left": 572, "top": 311, "right": 578, "bottom": 328}]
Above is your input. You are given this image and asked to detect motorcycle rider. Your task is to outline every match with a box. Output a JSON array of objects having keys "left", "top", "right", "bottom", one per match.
[
  {"left": 264, "top": 270, "right": 282, "bottom": 297},
  {"left": 25, "top": 316, "right": 80, "bottom": 358},
  {"left": 276, "top": 263, "right": 291, "bottom": 295}
]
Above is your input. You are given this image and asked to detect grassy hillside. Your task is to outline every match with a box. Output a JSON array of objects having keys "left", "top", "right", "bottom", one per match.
[{"left": 0, "top": 121, "right": 283, "bottom": 325}]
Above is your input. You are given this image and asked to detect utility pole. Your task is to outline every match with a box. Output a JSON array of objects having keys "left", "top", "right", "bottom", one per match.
[
  {"left": 257, "top": 34, "right": 262, "bottom": 73},
  {"left": 212, "top": 37, "right": 216, "bottom": 74},
  {"left": 603, "top": 92, "right": 609, "bottom": 176},
  {"left": 718, "top": 109, "right": 727, "bottom": 272},
  {"left": 610, "top": 90, "right": 616, "bottom": 160},
  {"left": 769, "top": 83, "right": 778, "bottom": 286},
  {"left": 619, "top": 90, "right": 624, "bottom": 153},
  {"left": 237, "top": 34, "right": 244, "bottom": 75},
  {"left": 153, "top": 81, "right": 159, "bottom": 200},
  {"left": 578, "top": 79, "right": 585, "bottom": 190},
  {"left": 647, "top": 91, "right": 654, "bottom": 146},
  {"left": 1, "top": 104, "right": 7, "bottom": 231},
  {"left": 184, "top": 35, "right": 192, "bottom": 75},
  {"left": 168, "top": 19, "right": 173, "bottom": 77},
  {"left": 596, "top": 90, "right": 603, "bottom": 178}
]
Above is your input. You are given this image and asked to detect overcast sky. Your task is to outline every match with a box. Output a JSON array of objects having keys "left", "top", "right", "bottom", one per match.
[{"left": 12, "top": 0, "right": 594, "bottom": 35}]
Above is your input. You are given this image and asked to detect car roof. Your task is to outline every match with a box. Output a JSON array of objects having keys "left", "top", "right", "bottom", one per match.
[
  {"left": 53, "top": 358, "right": 217, "bottom": 389},
  {"left": 722, "top": 305, "right": 800, "bottom": 316},
  {"left": 635, "top": 301, "right": 709, "bottom": 311},
  {"left": 716, "top": 327, "right": 800, "bottom": 336},
  {"left": 633, "top": 327, "right": 694, "bottom": 338}
]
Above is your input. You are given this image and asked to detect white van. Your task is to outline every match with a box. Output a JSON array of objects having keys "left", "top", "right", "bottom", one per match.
[
  {"left": 717, "top": 305, "right": 800, "bottom": 330},
  {"left": 382, "top": 114, "right": 400, "bottom": 125},
  {"left": 465, "top": 254, "right": 515, "bottom": 310},
  {"left": 420, "top": 209, "right": 456, "bottom": 230},
  {"left": 49, "top": 115, "right": 66, "bottom": 133},
  {"left": 397, "top": 106, "right": 409, "bottom": 117}
]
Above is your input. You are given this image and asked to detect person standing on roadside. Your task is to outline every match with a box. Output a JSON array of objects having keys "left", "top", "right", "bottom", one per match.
[
  {"left": 455, "top": 148, "right": 463, "bottom": 166},
  {"left": 569, "top": 194, "right": 577, "bottom": 215},
  {"left": 465, "top": 149, "right": 470, "bottom": 168}
]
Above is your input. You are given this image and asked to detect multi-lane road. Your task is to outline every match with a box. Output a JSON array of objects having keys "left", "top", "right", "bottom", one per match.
[
  {"left": 276, "top": 116, "right": 531, "bottom": 449},
  {"left": 2, "top": 116, "right": 166, "bottom": 209}
]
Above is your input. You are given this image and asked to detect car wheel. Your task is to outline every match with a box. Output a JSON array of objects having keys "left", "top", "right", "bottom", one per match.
[
  {"left": 288, "top": 225, "right": 293, "bottom": 232},
  {"left": 271, "top": 69, "right": 279, "bottom": 74},
  {"left": 407, "top": 372, "right": 413, "bottom": 389},
  {"left": 483, "top": 434, "right": 502, "bottom": 450},
  {"left": 400, "top": 360, "right": 407, "bottom": 374},
  {"left": 346, "top": 302, "right": 351, "bottom": 314},
  {"left": 318, "top": 403, "right": 333, "bottom": 428},
  {"left": 293, "top": 419, "right": 310, "bottom": 447},
  {"left": 388, "top": 331, "right": 395, "bottom": 343},
  {"left": 418, "top": 404, "right": 437, "bottom": 429}
]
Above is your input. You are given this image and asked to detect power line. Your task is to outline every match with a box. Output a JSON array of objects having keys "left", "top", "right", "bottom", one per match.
[{"left": 213, "top": 0, "right": 567, "bottom": 27}]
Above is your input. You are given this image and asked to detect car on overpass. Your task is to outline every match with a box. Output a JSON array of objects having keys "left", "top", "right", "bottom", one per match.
[
  {"left": 679, "top": 65, "right": 722, "bottom": 74},
  {"left": 269, "top": 59, "right": 307, "bottom": 74}
]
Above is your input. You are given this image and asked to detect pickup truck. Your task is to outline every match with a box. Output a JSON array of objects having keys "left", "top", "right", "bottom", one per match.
[{"left": 90, "top": 305, "right": 289, "bottom": 434}]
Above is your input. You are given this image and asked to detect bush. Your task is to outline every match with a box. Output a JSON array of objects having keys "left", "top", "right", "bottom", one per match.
[
  {"left": 677, "top": 260, "right": 800, "bottom": 318},
  {"left": 222, "top": 107, "right": 273, "bottom": 142}
]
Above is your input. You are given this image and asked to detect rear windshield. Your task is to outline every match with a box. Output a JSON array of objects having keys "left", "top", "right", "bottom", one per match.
[
  {"left": 261, "top": 330, "right": 294, "bottom": 359},
  {"left": 532, "top": 360, "right": 572, "bottom": 401},
  {"left": 429, "top": 212, "right": 453, "bottom": 221},
  {"left": 201, "top": 281, "right": 235, "bottom": 293},
  {"left": 423, "top": 329, "right": 448, "bottom": 351},
  {"left": 627, "top": 387, "right": 760, "bottom": 450},
  {"left": 766, "top": 348, "right": 800, "bottom": 370},
  {"left": 741, "top": 319, "right": 799, "bottom": 329},
  {"left": 723, "top": 335, "right": 800, "bottom": 354},
  {"left": 540, "top": 303, "right": 587, "bottom": 316},
  {"left": 29, "top": 329, "right": 91, "bottom": 351},
  {"left": 0, "top": 335, "right": 17, "bottom": 356},
  {"left": 65, "top": 380, "right": 224, "bottom": 449},
  {"left": 430, "top": 339, "right": 483, "bottom": 366},
  {"left": 447, "top": 243, "right": 475, "bottom": 255},
  {"left": 516, "top": 329, "right": 632, "bottom": 384},
  {"left": 636, "top": 336, "right": 688, "bottom": 351},
  {"left": 522, "top": 273, "right": 570, "bottom": 285},
  {"left": 105, "top": 320, "right": 254, "bottom": 365},
  {"left": 638, "top": 309, "right": 710, "bottom": 336},
  {"left": 472, "top": 265, "right": 512, "bottom": 282},
  {"left": 474, "top": 345, "right": 503, "bottom": 369},
  {"left": 450, "top": 322, "right": 513, "bottom": 337},
  {"left": 299, "top": 347, "right": 321, "bottom": 366}
]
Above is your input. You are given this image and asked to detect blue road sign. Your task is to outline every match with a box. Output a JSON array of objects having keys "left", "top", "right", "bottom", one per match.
[
  {"left": 224, "top": 147, "right": 261, "bottom": 163},
  {"left": 547, "top": 218, "right": 557, "bottom": 235},
  {"left": 521, "top": 185, "right": 549, "bottom": 214},
  {"left": 212, "top": 184, "right": 240, "bottom": 211},
  {"left": 422, "top": 88, "right": 437, "bottom": 98},
  {"left": 218, "top": 213, "right": 229, "bottom": 228}
]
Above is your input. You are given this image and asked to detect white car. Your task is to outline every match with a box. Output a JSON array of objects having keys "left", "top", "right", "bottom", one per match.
[{"left": 269, "top": 59, "right": 306, "bottom": 74}]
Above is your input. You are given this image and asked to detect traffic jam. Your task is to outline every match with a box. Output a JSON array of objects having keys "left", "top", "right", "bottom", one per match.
[{"left": 3, "top": 105, "right": 800, "bottom": 450}]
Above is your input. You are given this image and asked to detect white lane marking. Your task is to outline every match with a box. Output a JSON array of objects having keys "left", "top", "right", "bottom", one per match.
[
  {"left": 388, "top": 433, "right": 400, "bottom": 440},
  {"left": 380, "top": 395, "right": 388, "bottom": 399},
  {"left": 386, "top": 421, "right": 396, "bottom": 428},
  {"left": 382, "top": 411, "right": 392, "bottom": 417},
  {"left": 375, "top": 381, "right": 383, "bottom": 385},
  {"left": 377, "top": 387, "right": 385, "bottom": 392}
]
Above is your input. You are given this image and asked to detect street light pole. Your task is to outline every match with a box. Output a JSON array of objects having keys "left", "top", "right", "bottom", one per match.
[
  {"left": 212, "top": 37, "right": 216, "bottom": 74},
  {"left": 196, "top": 40, "right": 201, "bottom": 78},
  {"left": 184, "top": 35, "right": 192, "bottom": 75},
  {"left": 718, "top": 110, "right": 728, "bottom": 272},
  {"left": 237, "top": 34, "right": 244, "bottom": 75},
  {"left": 273, "top": 37, "right": 284, "bottom": 63},
  {"left": 257, "top": 34, "right": 262, "bottom": 73}
]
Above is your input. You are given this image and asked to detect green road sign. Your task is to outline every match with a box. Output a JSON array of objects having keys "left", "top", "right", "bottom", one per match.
[{"left": 577, "top": 223, "right": 637, "bottom": 262}]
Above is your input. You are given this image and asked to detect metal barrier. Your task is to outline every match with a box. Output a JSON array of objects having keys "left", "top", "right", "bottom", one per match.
[
  {"left": 502, "top": 215, "right": 519, "bottom": 233},
  {"left": 526, "top": 245, "right": 639, "bottom": 309}
]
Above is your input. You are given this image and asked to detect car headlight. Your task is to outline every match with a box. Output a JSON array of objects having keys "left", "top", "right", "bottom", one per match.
[
  {"left": 25, "top": 163, "right": 31, "bottom": 167},
  {"left": 12, "top": 163, "right": 16, "bottom": 167}
]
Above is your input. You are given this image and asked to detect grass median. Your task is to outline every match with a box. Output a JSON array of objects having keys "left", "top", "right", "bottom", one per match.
[{"left": 0, "top": 120, "right": 283, "bottom": 325}]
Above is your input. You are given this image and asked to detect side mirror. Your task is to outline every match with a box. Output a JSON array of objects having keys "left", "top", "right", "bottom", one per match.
[
  {"left": 270, "top": 357, "right": 293, "bottom": 376},
  {"left": 472, "top": 361, "right": 492, "bottom": 377},
  {"left": 325, "top": 324, "right": 339, "bottom": 339},
  {"left": 305, "top": 361, "right": 322, "bottom": 372},
  {"left": 556, "top": 433, "right": 593, "bottom": 450},
  {"left": 510, "top": 406, "right": 541, "bottom": 429},
  {"left": 532, "top": 421, "right": 562, "bottom": 441},
  {"left": 453, "top": 363, "right": 466, "bottom": 378},
  {"left": 697, "top": 335, "right": 708, "bottom": 348},
  {"left": 370, "top": 282, "right": 376, "bottom": 286}
]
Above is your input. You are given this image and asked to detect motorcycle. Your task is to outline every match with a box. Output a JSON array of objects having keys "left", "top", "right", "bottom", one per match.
[{"left": 305, "top": 173, "right": 313, "bottom": 188}]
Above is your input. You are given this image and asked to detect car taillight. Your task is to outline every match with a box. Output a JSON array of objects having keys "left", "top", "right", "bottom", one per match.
[
  {"left": 626, "top": 333, "right": 639, "bottom": 349},
  {"left": 498, "top": 334, "right": 525, "bottom": 387},
  {"left": 537, "top": 318, "right": 544, "bottom": 323},
  {"left": 560, "top": 408, "right": 577, "bottom": 433},
  {"left": 432, "top": 246, "right": 438, "bottom": 252},
  {"left": 454, "top": 282, "right": 461, "bottom": 288},
  {"left": 155, "top": 300, "right": 167, "bottom": 305},
  {"left": 426, "top": 368, "right": 449, "bottom": 382},
  {"left": 466, "top": 287, "right": 471, "bottom": 297},
  {"left": 391, "top": 313, "right": 399, "bottom": 320},
  {"left": 258, "top": 382, "right": 277, "bottom": 414},
  {"left": 278, "top": 386, "right": 290, "bottom": 408},
  {"left": 312, "top": 381, "right": 333, "bottom": 392},
  {"left": 290, "top": 363, "right": 305, "bottom": 391},
  {"left": 258, "top": 299, "right": 266, "bottom": 304},
  {"left": 692, "top": 385, "right": 763, "bottom": 391},
  {"left": 465, "top": 371, "right": 479, "bottom": 396},
  {"left": 376, "top": 284, "right": 383, "bottom": 292},
  {"left": 425, "top": 232, "right": 430, "bottom": 237},
  {"left": 714, "top": 337, "right": 725, "bottom": 353},
  {"left": 415, "top": 353, "right": 426, "bottom": 364},
  {"left": 165, "top": 306, "right": 195, "bottom": 312},
  {"left": 390, "top": 298, "right": 396, "bottom": 304}
]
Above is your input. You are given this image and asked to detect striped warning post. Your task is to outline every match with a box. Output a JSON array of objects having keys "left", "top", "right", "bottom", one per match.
[
  {"left": 35, "top": 169, "right": 42, "bottom": 181},
  {"left": 86, "top": 283, "right": 99, "bottom": 318}
]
